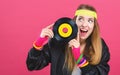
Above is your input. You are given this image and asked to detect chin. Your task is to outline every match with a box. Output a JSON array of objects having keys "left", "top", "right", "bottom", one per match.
[
  {"left": 80, "top": 34, "right": 90, "bottom": 40},
  {"left": 80, "top": 37, "right": 87, "bottom": 40}
]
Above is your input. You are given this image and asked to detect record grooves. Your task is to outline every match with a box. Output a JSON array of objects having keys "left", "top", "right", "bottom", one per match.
[{"left": 53, "top": 17, "right": 78, "bottom": 43}]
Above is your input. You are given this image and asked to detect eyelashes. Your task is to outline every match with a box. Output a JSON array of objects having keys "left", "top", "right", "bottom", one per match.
[
  {"left": 88, "top": 19, "right": 94, "bottom": 23},
  {"left": 77, "top": 16, "right": 94, "bottom": 24}
]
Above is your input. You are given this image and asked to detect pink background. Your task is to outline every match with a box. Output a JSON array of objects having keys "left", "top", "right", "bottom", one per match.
[{"left": 0, "top": 0, "right": 120, "bottom": 75}]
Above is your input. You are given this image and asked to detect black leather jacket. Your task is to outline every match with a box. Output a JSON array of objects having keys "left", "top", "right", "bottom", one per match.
[{"left": 26, "top": 39, "right": 110, "bottom": 75}]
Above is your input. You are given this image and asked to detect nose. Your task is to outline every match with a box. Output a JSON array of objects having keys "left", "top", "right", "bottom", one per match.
[{"left": 81, "top": 21, "right": 88, "bottom": 27}]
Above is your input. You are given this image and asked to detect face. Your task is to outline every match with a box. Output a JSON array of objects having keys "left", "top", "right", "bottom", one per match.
[{"left": 76, "top": 15, "right": 94, "bottom": 41}]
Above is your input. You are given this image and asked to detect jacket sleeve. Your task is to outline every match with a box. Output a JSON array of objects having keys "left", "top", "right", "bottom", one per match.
[
  {"left": 26, "top": 43, "right": 51, "bottom": 71},
  {"left": 81, "top": 39, "right": 110, "bottom": 75}
]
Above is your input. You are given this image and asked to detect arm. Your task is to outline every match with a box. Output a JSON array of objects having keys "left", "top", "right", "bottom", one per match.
[
  {"left": 26, "top": 24, "right": 54, "bottom": 71},
  {"left": 26, "top": 43, "right": 51, "bottom": 71},
  {"left": 81, "top": 39, "right": 110, "bottom": 75}
]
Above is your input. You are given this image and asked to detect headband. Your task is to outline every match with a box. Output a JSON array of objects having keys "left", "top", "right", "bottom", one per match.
[{"left": 75, "top": 9, "right": 97, "bottom": 19}]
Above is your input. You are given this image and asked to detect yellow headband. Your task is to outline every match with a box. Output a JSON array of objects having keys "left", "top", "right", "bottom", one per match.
[{"left": 75, "top": 9, "right": 97, "bottom": 19}]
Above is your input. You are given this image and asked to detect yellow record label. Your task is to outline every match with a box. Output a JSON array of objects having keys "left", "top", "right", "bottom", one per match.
[{"left": 58, "top": 23, "right": 72, "bottom": 38}]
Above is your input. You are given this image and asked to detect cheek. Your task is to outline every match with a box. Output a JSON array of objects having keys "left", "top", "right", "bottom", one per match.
[
  {"left": 76, "top": 21, "right": 82, "bottom": 27},
  {"left": 88, "top": 23, "right": 94, "bottom": 32},
  {"left": 88, "top": 26, "right": 94, "bottom": 35},
  {"left": 88, "top": 23, "right": 94, "bottom": 28},
  {"left": 88, "top": 24, "right": 94, "bottom": 33},
  {"left": 89, "top": 28, "right": 94, "bottom": 33}
]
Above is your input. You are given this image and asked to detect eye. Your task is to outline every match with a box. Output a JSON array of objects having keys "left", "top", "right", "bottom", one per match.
[
  {"left": 88, "top": 19, "right": 94, "bottom": 23},
  {"left": 78, "top": 17, "right": 84, "bottom": 22}
]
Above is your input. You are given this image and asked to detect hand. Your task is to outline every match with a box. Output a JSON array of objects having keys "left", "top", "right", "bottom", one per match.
[
  {"left": 40, "top": 23, "right": 54, "bottom": 38},
  {"left": 68, "top": 30, "right": 80, "bottom": 48}
]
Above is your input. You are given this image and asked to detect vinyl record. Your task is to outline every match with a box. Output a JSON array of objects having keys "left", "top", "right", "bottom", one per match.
[{"left": 53, "top": 17, "right": 78, "bottom": 43}]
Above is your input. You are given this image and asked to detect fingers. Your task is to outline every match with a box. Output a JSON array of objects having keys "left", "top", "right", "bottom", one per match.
[
  {"left": 68, "top": 39, "right": 80, "bottom": 48},
  {"left": 68, "top": 27, "right": 80, "bottom": 48},
  {"left": 40, "top": 23, "right": 54, "bottom": 38},
  {"left": 46, "top": 29, "right": 54, "bottom": 38},
  {"left": 46, "top": 23, "right": 54, "bottom": 29},
  {"left": 40, "top": 28, "right": 54, "bottom": 38},
  {"left": 76, "top": 28, "right": 80, "bottom": 42},
  {"left": 69, "top": 39, "right": 76, "bottom": 47}
]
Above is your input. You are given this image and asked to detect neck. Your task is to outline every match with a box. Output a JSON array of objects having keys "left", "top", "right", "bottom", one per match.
[
  {"left": 80, "top": 39, "right": 86, "bottom": 45},
  {"left": 80, "top": 39, "right": 86, "bottom": 53}
]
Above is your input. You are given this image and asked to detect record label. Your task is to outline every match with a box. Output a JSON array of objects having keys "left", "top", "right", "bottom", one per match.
[{"left": 58, "top": 23, "right": 72, "bottom": 38}]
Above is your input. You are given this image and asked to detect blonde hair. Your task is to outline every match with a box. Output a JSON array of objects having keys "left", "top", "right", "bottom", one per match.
[
  {"left": 85, "top": 19, "right": 102, "bottom": 65},
  {"left": 64, "top": 45, "right": 76, "bottom": 73}
]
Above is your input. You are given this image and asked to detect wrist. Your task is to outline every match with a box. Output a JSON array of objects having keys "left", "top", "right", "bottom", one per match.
[
  {"left": 33, "top": 37, "right": 48, "bottom": 50},
  {"left": 72, "top": 46, "right": 80, "bottom": 52},
  {"left": 35, "top": 37, "right": 48, "bottom": 46},
  {"left": 72, "top": 46, "right": 81, "bottom": 60}
]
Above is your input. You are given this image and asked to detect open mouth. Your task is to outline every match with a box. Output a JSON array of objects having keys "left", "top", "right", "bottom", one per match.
[{"left": 80, "top": 29, "right": 88, "bottom": 36}]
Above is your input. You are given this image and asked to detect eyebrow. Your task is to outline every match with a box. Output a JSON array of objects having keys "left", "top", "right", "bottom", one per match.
[
  {"left": 78, "top": 16, "right": 94, "bottom": 19},
  {"left": 88, "top": 18, "right": 94, "bottom": 20},
  {"left": 78, "top": 16, "right": 84, "bottom": 18}
]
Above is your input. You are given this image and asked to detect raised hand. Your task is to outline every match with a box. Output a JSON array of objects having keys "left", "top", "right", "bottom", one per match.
[
  {"left": 40, "top": 23, "right": 54, "bottom": 38},
  {"left": 68, "top": 29, "right": 80, "bottom": 48}
]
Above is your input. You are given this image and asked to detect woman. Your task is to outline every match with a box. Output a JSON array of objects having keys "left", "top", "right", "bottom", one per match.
[{"left": 26, "top": 4, "right": 110, "bottom": 75}]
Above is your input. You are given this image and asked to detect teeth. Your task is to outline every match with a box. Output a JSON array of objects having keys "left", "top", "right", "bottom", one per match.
[
  {"left": 82, "top": 29, "right": 87, "bottom": 31},
  {"left": 80, "top": 29, "right": 88, "bottom": 32}
]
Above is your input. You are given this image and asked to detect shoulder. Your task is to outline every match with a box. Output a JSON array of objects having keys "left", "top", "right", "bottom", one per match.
[
  {"left": 101, "top": 38, "right": 110, "bottom": 63},
  {"left": 101, "top": 38, "right": 109, "bottom": 53},
  {"left": 101, "top": 38, "right": 108, "bottom": 48}
]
